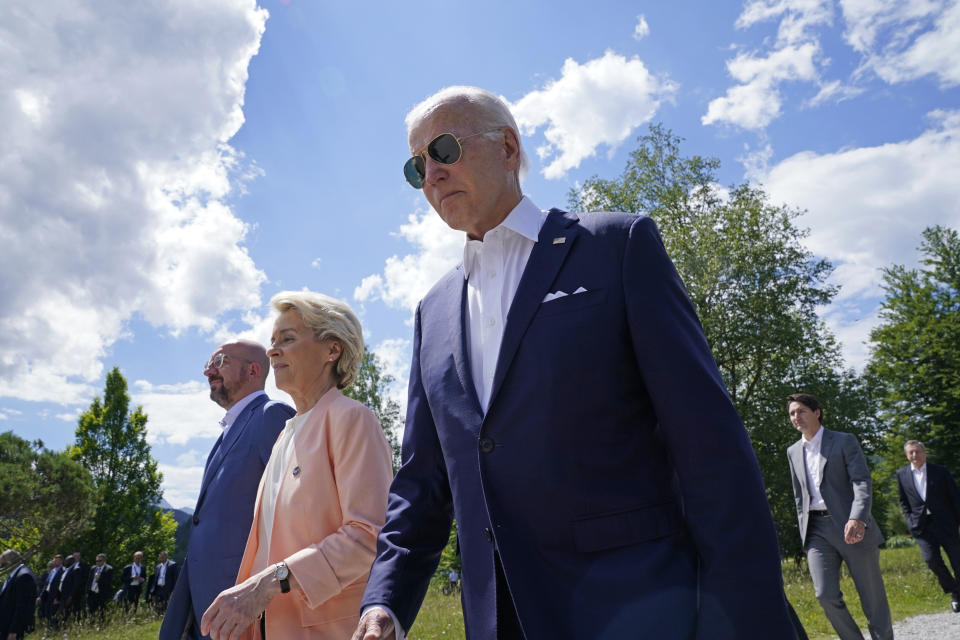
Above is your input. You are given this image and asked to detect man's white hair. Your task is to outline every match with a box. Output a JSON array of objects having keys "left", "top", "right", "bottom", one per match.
[{"left": 405, "top": 85, "right": 529, "bottom": 181}]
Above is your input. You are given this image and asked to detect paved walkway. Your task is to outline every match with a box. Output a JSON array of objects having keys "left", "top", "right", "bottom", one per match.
[{"left": 827, "top": 611, "right": 960, "bottom": 639}]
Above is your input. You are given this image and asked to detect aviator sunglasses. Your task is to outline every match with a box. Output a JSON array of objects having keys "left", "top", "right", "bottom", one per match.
[{"left": 403, "top": 129, "right": 501, "bottom": 189}]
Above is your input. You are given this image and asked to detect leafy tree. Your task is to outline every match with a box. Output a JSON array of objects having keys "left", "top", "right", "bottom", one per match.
[
  {"left": 569, "top": 125, "right": 877, "bottom": 556},
  {"left": 69, "top": 367, "right": 177, "bottom": 565},
  {"left": 0, "top": 432, "right": 96, "bottom": 565},
  {"left": 344, "top": 345, "right": 402, "bottom": 469},
  {"left": 868, "top": 225, "right": 960, "bottom": 486}
]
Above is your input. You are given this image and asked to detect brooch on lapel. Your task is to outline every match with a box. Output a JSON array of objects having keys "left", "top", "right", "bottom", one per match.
[
  {"left": 552, "top": 237, "right": 566, "bottom": 245},
  {"left": 292, "top": 466, "right": 301, "bottom": 477}
]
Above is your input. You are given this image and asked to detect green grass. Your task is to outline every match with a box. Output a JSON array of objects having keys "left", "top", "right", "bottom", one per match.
[
  {"left": 785, "top": 546, "right": 951, "bottom": 639},
  {"left": 37, "top": 546, "right": 951, "bottom": 640}
]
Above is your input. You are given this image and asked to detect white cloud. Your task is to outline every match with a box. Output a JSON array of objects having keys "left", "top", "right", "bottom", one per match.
[
  {"left": 840, "top": 0, "right": 960, "bottom": 87},
  {"left": 133, "top": 379, "right": 223, "bottom": 445},
  {"left": 0, "top": 1, "right": 269, "bottom": 404},
  {"left": 737, "top": 0, "right": 834, "bottom": 44},
  {"left": 509, "top": 51, "right": 677, "bottom": 179},
  {"left": 158, "top": 462, "right": 205, "bottom": 510},
  {"left": 758, "top": 109, "right": 960, "bottom": 366},
  {"left": 703, "top": 43, "right": 821, "bottom": 130},
  {"left": 633, "top": 15, "right": 650, "bottom": 40},
  {"left": 354, "top": 208, "right": 462, "bottom": 315},
  {"left": 805, "top": 79, "right": 865, "bottom": 107}
]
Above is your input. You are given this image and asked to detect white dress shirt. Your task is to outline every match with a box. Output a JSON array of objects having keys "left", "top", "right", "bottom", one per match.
[
  {"left": 802, "top": 425, "right": 828, "bottom": 511},
  {"left": 912, "top": 463, "right": 927, "bottom": 501},
  {"left": 157, "top": 560, "right": 168, "bottom": 587},
  {"left": 253, "top": 408, "right": 312, "bottom": 575},
  {"left": 463, "top": 196, "right": 546, "bottom": 411}
]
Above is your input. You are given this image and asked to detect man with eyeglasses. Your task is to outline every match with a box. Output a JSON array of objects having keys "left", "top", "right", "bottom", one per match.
[
  {"left": 354, "top": 86, "right": 799, "bottom": 640},
  {"left": 161, "top": 340, "right": 293, "bottom": 640}
]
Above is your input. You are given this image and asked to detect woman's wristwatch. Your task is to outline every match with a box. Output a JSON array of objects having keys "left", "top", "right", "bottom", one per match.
[{"left": 274, "top": 562, "right": 290, "bottom": 593}]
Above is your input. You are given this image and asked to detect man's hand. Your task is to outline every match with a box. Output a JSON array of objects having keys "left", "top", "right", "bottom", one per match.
[
  {"left": 351, "top": 609, "right": 397, "bottom": 640},
  {"left": 844, "top": 519, "right": 866, "bottom": 544}
]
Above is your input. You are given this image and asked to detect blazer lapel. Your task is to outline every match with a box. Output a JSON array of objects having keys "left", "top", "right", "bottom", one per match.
[
  {"left": 486, "top": 209, "right": 579, "bottom": 412},
  {"left": 197, "top": 394, "right": 268, "bottom": 507},
  {"left": 788, "top": 444, "right": 807, "bottom": 497},
  {"left": 446, "top": 268, "right": 483, "bottom": 418}
]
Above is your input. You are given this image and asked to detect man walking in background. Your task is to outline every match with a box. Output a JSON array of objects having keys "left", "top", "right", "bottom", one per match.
[
  {"left": 786, "top": 393, "right": 893, "bottom": 640},
  {"left": 0, "top": 549, "right": 37, "bottom": 640},
  {"left": 36, "top": 555, "right": 61, "bottom": 626},
  {"left": 148, "top": 551, "right": 177, "bottom": 614},
  {"left": 897, "top": 440, "right": 960, "bottom": 613},
  {"left": 160, "top": 339, "right": 293, "bottom": 640},
  {"left": 86, "top": 553, "right": 113, "bottom": 619},
  {"left": 121, "top": 551, "right": 146, "bottom": 610}
]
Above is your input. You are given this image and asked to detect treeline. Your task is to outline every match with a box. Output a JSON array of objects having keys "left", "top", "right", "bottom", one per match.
[
  {"left": 569, "top": 125, "right": 960, "bottom": 557},
  {"left": 1, "top": 368, "right": 177, "bottom": 574}
]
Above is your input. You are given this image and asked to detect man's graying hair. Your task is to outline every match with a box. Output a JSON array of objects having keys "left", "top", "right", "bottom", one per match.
[{"left": 405, "top": 85, "right": 529, "bottom": 181}]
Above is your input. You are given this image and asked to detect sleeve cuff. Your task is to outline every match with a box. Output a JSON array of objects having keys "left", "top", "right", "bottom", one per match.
[{"left": 361, "top": 604, "right": 406, "bottom": 639}]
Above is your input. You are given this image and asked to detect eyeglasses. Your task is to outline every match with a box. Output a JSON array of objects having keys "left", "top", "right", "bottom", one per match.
[
  {"left": 403, "top": 129, "right": 501, "bottom": 189},
  {"left": 203, "top": 353, "right": 250, "bottom": 372}
]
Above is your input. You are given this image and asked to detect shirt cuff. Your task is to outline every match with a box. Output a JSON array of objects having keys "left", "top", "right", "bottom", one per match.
[{"left": 361, "top": 604, "right": 406, "bottom": 639}]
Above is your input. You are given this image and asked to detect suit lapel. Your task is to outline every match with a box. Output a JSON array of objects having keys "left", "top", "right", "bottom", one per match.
[
  {"left": 446, "top": 268, "right": 482, "bottom": 417},
  {"left": 900, "top": 466, "right": 923, "bottom": 504},
  {"left": 486, "top": 210, "right": 579, "bottom": 412},
  {"left": 197, "top": 394, "right": 268, "bottom": 507},
  {"left": 788, "top": 444, "right": 807, "bottom": 497}
]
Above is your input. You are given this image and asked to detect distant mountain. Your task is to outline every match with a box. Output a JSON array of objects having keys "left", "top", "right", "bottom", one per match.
[{"left": 158, "top": 499, "right": 194, "bottom": 563}]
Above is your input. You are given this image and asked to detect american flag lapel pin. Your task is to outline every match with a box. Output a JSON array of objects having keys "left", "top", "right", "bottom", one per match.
[{"left": 552, "top": 237, "right": 566, "bottom": 245}]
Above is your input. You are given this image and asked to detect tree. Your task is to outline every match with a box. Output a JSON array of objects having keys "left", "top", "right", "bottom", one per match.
[
  {"left": 344, "top": 345, "right": 402, "bottom": 469},
  {"left": 0, "top": 432, "right": 96, "bottom": 566},
  {"left": 69, "top": 367, "right": 177, "bottom": 565},
  {"left": 569, "top": 125, "right": 877, "bottom": 555},
  {"left": 868, "top": 226, "right": 960, "bottom": 484}
]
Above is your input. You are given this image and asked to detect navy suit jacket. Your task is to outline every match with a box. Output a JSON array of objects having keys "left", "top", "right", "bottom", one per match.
[
  {"left": 897, "top": 462, "right": 960, "bottom": 538},
  {"left": 0, "top": 565, "right": 36, "bottom": 636},
  {"left": 362, "top": 211, "right": 796, "bottom": 639},
  {"left": 160, "top": 393, "right": 292, "bottom": 639}
]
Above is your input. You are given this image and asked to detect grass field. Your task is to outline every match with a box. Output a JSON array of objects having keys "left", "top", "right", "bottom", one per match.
[{"left": 38, "top": 546, "right": 953, "bottom": 639}]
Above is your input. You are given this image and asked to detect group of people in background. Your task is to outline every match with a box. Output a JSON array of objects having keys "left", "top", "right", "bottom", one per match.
[
  {"left": 3, "top": 84, "right": 960, "bottom": 640},
  {"left": 0, "top": 548, "right": 179, "bottom": 639}
]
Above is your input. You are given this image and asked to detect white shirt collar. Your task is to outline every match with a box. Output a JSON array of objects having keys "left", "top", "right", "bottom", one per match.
[
  {"left": 463, "top": 196, "right": 545, "bottom": 279},
  {"left": 912, "top": 463, "right": 926, "bottom": 475},
  {"left": 801, "top": 424, "right": 824, "bottom": 448},
  {"left": 219, "top": 390, "right": 266, "bottom": 429}
]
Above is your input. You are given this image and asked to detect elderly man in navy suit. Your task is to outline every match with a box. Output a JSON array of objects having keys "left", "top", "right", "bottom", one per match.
[
  {"left": 0, "top": 549, "right": 36, "bottom": 640},
  {"left": 353, "top": 85, "right": 797, "bottom": 640},
  {"left": 160, "top": 340, "right": 293, "bottom": 640},
  {"left": 897, "top": 440, "right": 960, "bottom": 613}
]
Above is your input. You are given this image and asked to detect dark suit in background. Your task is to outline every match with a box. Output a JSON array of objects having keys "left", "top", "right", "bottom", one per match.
[
  {"left": 160, "top": 392, "right": 292, "bottom": 640},
  {"left": 86, "top": 562, "right": 113, "bottom": 616},
  {"left": 148, "top": 558, "right": 178, "bottom": 612},
  {"left": 121, "top": 562, "right": 146, "bottom": 608},
  {"left": 897, "top": 459, "right": 960, "bottom": 608},
  {"left": 37, "top": 564, "right": 61, "bottom": 623},
  {"left": 57, "top": 561, "right": 83, "bottom": 621},
  {"left": 0, "top": 563, "right": 37, "bottom": 640}
]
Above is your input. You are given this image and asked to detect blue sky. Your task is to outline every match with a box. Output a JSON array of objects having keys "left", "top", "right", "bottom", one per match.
[{"left": 2, "top": 0, "right": 958, "bottom": 508}]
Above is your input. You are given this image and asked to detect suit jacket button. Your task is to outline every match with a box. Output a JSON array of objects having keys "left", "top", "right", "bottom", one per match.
[
  {"left": 192, "top": 515, "right": 199, "bottom": 525},
  {"left": 478, "top": 437, "right": 495, "bottom": 454},
  {"left": 483, "top": 527, "right": 493, "bottom": 542}
]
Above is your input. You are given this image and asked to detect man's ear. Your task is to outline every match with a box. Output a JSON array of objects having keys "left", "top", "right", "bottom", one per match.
[{"left": 502, "top": 127, "right": 521, "bottom": 171}]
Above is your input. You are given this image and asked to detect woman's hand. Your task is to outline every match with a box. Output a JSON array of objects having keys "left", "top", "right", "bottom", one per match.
[{"left": 201, "top": 565, "right": 281, "bottom": 640}]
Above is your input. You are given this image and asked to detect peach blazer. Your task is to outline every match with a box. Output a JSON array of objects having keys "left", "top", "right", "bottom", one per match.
[{"left": 235, "top": 388, "right": 393, "bottom": 639}]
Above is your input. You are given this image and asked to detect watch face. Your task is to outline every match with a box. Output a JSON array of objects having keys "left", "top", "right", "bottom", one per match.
[{"left": 276, "top": 564, "right": 289, "bottom": 580}]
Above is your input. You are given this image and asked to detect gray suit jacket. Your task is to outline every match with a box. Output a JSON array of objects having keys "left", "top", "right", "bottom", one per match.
[{"left": 787, "top": 427, "right": 883, "bottom": 549}]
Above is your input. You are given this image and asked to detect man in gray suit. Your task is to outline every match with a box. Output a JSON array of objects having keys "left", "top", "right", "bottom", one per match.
[
  {"left": 786, "top": 393, "right": 893, "bottom": 640},
  {"left": 160, "top": 339, "right": 293, "bottom": 639}
]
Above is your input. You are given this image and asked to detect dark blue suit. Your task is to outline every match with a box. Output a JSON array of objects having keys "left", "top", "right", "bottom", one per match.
[
  {"left": 362, "top": 211, "right": 797, "bottom": 639},
  {"left": 160, "top": 393, "right": 292, "bottom": 639},
  {"left": 897, "top": 462, "right": 960, "bottom": 595}
]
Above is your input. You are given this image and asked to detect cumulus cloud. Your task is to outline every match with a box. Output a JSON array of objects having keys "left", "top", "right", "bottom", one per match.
[
  {"left": 509, "top": 51, "right": 677, "bottom": 179},
  {"left": 634, "top": 15, "right": 650, "bottom": 40},
  {"left": 0, "top": 1, "right": 268, "bottom": 404},
  {"left": 133, "top": 380, "right": 224, "bottom": 446},
  {"left": 758, "top": 110, "right": 960, "bottom": 365},
  {"left": 354, "top": 208, "right": 462, "bottom": 315},
  {"left": 158, "top": 462, "right": 206, "bottom": 510},
  {"left": 841, "top": 0, "right": 960, "bottom": 87}
]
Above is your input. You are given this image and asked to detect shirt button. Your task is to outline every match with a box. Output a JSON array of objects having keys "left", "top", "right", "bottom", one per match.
[
  {"left": 487, "top": 318, "right": 495, "bottom": 326},
  {"left": 479, "top": 437, "right": 495, "bottom": 453}
]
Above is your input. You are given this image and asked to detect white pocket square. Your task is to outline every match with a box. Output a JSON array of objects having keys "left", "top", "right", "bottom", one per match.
[{"left": 542, "top": 286, "right": 588, "bottom": 303}]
